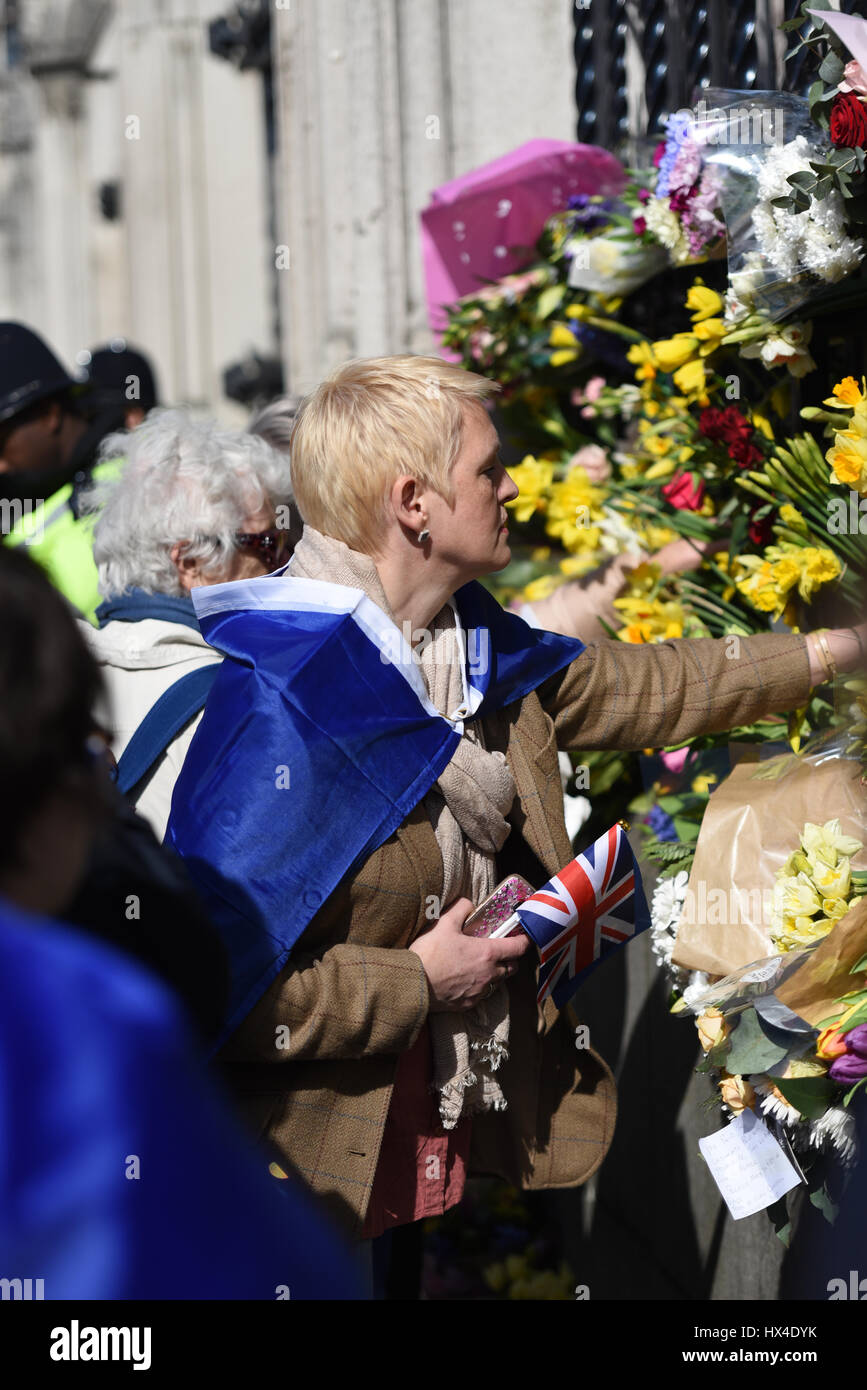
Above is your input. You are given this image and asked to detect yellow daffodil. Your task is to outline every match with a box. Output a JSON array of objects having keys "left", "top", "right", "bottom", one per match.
[
  {"left": 522, "top": 574, "right": 562, "bottom": 603},
  {"left": 827, "top": 429, "right": 867, "bottom": 494},
  {"left": 543, "top": 466, "right": 606, "bottom": 554},
  {"left": 559, "top": 553, "right": 599, "bottom": 577},
  {"left": 627, "top": 341, "right": 657, "bottom": 381},
  {"left": 686, "top": 283, "right": 724, "bottom": 323},
  {"left": 692, "top": 318, "right": 727, "bottom": 353},
  {"left": 801, "top": 819, "right": 863, "bottom": 869},
  {"left": 550, "top": 348, "right": 579, "bottom": 367},
  {"left": 644, "top": 457, "right": 677, "bottom": 480},
  {"left": 672, "top": 358, "right": 706, "bottom": 396},
  {"left": 652, "top": 336, "right": 698, "bottom": 372},
  {"left": 750, "top": 410, "right": 775, "bottom": 441},
  {"left": 778, "top": 503, "right": 807, "bottom": 535},
  {"left": 549, "top": 323, "right": 578, "bottom": 348},
  {"left": 733, "top": 544, "right": 841, "bottom": 622},
  {"left": 770, "top": 819, "right": 864, "bottom": 952},
  {"left": 823, "top": 376, "right": 866, "bottom": 409},
  {"left": 505, "top": 455, "right": 554, "bottom": 523},
  {"left": 613, "top": 593, "right": 686, "bottom": 643}
]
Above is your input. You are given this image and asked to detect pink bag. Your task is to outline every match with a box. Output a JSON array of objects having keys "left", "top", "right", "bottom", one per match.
[{"left": 420, "top": 139, "right": 626, "bottom": 341}]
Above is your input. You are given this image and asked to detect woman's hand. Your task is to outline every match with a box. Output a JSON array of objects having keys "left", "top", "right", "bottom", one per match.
[
  {"left": 409, "top": 896, "right": 532, "bottom": 1012},
  {"left": 806, "top": 625, "right": 867, "bottom": 684}
]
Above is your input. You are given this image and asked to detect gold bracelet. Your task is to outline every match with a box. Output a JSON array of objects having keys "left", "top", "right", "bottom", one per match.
[{"left": 813, "top": 630, "right": 838, "bottom": 682}]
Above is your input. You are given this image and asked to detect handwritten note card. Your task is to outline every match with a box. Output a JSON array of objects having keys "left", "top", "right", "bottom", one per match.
[{"left": 698, "top": 1109, "right": 803, "bottom": 1220}]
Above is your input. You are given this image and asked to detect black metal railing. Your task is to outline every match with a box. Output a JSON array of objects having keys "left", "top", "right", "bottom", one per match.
[{"left": 574, "top": 0, "right": 861, "bottom": 149}]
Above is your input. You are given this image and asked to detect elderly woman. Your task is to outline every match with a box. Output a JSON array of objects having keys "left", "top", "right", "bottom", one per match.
[
  {"left": 166, "top": 356, "right": 864, "bottom": 1278},
  {"left": 81, "top": 408, "right": 293, "bottom": 838}
]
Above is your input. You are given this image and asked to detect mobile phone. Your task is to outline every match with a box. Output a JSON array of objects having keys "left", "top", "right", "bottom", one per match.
[{"left": 462, "top": 873, "right": 533, "bottom": 939}]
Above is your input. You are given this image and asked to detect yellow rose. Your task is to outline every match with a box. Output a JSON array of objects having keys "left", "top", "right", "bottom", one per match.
[
  {"left": 718, "top": 1072, "right": 756, "bottom": 1115},
  {"left": 696, "top": 1007, "right": 728, "bottom": 1053}
]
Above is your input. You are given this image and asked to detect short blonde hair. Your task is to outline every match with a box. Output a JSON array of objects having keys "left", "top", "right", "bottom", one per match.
[{"left": 290, "top": 355, "right": 499, "bottom": 554}]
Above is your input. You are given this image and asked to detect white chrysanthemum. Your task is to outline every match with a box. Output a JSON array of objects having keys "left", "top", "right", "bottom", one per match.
[
  {"left": 809, "top": 1106, "right": 858, "bottom": 1168},
  {"left": 644, "top": 196, "right": 689, "bottom": 261},
  {"left": 650, "top": 870, "right": 690, "bottom": 982},
  {"left": 750, "top": 137, "right": 864, "bottom": 284},
  {"left": 754, "top": 1078, "right": 801, "bottom": 1127}
]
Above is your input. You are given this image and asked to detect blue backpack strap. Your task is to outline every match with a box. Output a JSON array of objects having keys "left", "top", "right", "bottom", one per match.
[{"left": 115, "top": 665, "right": 220, "bottom": 796}]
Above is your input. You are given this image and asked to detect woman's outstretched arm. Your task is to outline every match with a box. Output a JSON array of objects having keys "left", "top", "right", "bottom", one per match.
[{"left": 538, "top": 627, "right": 863, "bottom": 753}]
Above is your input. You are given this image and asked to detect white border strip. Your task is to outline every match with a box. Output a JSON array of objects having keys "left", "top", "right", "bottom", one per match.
[{"left": 191, "top": 573, "right": 466, "bottom": 731}]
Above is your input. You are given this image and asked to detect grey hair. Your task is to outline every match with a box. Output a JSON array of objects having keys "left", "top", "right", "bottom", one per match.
[
  {"left": 247, "top": 396, "right": 300, "bottom": 454},
  {"left": 82, "top": 406, "right": 294, "bottom": 598}
]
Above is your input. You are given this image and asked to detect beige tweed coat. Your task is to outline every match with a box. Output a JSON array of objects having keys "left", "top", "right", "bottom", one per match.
[{"left": 218, "top": 631, "right": 811, "bottom": 1235}]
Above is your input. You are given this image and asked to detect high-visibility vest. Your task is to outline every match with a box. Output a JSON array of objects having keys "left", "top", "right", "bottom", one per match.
[{"left": 4, "top": 458, "right": 120, "bottom": 625}]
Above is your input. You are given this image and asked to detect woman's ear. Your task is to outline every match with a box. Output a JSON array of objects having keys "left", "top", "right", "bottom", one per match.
[
  {"left": 169, "top": 541, "right": 200, "bottom": 592},
  {"left": 389, "top": 473, "right": 426, "bottom": 537}
]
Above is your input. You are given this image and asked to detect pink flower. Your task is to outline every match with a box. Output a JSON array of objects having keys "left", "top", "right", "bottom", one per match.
[
  {"left": 840, "top": 60, "right": 867, "bottom": 99},
  {"left": 633, "top": 216, "right": 647, "bottom": 235},
  {"left": 570, "top": 443, "right": 611, "bottom": 483},
  {"left": 584, "top": 375, "right": 606, "bottom": 402}
]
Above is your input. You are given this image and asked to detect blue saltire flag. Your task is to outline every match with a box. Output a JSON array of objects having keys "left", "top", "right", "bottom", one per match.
[
  {"left": 513, "top": 822, "right": 650, "bottom": 1010},
  {"left": 165, "top": 571, "right": 584, "bottom": 1046}
]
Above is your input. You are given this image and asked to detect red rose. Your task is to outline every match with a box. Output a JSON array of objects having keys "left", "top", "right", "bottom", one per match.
[
  {"left": 830, "top": 91, "right": 867, "bottom": 148},
  {"left": 662, "top": 471, "right": 705, "bottom": 512}
]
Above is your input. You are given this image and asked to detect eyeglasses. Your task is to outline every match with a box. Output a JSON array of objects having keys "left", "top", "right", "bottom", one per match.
[{"left": 233, "top": 528, "right": 289, "bottom": 568}]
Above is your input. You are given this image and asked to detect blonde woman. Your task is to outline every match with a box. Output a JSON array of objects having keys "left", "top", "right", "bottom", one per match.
[{"left": 167, "top": 356, "right": 863, "bottom": 1284}]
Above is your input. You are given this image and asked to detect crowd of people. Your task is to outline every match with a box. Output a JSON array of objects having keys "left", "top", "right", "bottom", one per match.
[{"left": 1, "top": 323, "right": 865, "bottom": 1301}]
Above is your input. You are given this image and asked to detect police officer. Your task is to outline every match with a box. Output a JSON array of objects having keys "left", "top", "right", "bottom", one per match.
[
  {"left": 79, "top": 339, "right": 159, "bottom": 430},
  {"left": 0, "top": 324, "right": 128, "bottom": 623}
]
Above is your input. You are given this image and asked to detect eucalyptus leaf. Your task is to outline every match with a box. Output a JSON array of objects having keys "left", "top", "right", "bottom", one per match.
[
  {"left": 819, "top": 52, "right": 845, "bottom": 86},
  {"left": 725, "top": 1009, "right": 790, "bottom": 1075},
  {"left": 809, "top": 1182, "right": 838, "bottom": 1224}
]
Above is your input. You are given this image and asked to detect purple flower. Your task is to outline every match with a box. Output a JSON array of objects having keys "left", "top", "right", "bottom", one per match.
[
  {"left": 844, "top": 1023, "right": 867, "bottom": 1059},
  {"left": 829, "top": 1050, "right": 867, "bottom": 1085},
  {"left": 645, "top": 805, "right": 677, "bottom": 842},
  {"left": 655, "top": 114, "right": 692, "bottom": 198},
  {"left": 566, "top": 193, "right": 612, "bottom": 233}
]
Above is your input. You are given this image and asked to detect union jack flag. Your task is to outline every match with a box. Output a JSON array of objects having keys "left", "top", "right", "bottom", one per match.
[{"left": 515, "top": 823, "right": 650, "bottom": 1010}]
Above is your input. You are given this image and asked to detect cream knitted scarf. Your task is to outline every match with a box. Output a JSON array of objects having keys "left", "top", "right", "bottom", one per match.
[{"left": 290, "top": 527, "right": 515, "bottom": 1127}]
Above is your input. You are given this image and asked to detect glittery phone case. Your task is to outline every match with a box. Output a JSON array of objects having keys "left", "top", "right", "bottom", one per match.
[{"left": 462, "top": 874, "right": 533, "bottom": 938}]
